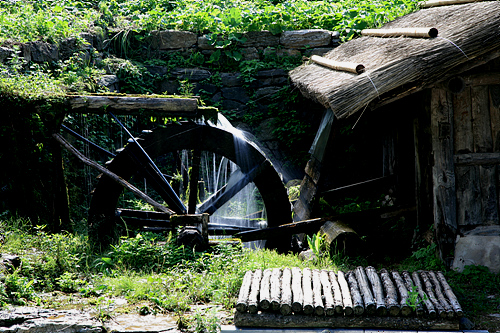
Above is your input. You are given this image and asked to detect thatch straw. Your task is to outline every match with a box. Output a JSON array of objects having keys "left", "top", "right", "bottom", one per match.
[
  {"left": 289, "top": 1, "right": 500, "bottom": 119},
  {"left": 361, "top": 28, "right": 438, "bottom": 38}
]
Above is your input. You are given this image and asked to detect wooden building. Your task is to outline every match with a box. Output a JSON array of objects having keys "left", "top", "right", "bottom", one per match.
[{"left": 289, "top": 1, "right": 500, "bottom": 269}]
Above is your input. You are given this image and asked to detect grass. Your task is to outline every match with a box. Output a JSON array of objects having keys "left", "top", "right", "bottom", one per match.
[{"left": 1, "top": 217, "right": 499, "bottom": 333}]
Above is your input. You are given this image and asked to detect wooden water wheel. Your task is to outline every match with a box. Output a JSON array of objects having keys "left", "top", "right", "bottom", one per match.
[{"left": 87, "top": 121, "right": 292, "bottom": 247}]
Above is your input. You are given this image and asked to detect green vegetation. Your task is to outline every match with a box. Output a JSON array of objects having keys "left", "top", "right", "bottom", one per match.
[
  {"left": 1, "top": 216, "right": 498, "bottom": 332},
  {"left": 0, "top": 0, "right": 419, "bottom": 44}
]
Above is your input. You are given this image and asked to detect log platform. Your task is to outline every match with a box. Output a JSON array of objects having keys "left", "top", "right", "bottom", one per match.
[{"left": 234, "top": 267, "right": 462, "bottom": 330}]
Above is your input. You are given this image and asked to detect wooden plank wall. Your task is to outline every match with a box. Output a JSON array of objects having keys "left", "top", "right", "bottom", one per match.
[{"left": 452, "top": 82, "right": 500, "bottom": 229}]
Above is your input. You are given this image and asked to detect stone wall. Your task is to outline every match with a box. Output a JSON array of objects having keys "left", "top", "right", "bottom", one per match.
[{"left": 2, "top": 29, "right": 337, "bottom": 180}]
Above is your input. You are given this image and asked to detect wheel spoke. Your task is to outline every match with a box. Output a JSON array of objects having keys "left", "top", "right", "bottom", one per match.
[
  {"left": 198, "top": 164, "right": 260, "bottom": 215},
  {"left": 188, "top": 149, "right": 201, "bottom": 214}
]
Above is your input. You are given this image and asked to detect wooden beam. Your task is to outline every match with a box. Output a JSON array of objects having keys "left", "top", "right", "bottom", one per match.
[
  {"left": 68, "top": 95, "right": 199, "bottom": 115},
  {"left": 235, "top": 205, "right": 416, "bottom": 242},
  {"left": 455, "top": 152, "right": 500, "bottom": 166},
  {"left": 52, "top": 133, "right": 174, "bottom": 215},
  {"left": 234, "top": 311, "right": 459, "bottom": 330}
]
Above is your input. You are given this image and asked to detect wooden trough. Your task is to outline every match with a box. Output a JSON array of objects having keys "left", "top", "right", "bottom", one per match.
[{"left": 234, "top": 267, "right": 462, "bottom": 330}]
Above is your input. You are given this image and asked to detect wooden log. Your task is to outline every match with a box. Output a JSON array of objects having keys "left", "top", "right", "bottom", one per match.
[
  {"left": 291, "top": 267, "right": 304, "bottom": 313},
  {"left": 52, "top": 133, "right": 174, "bottom": 215},
  {"left": 248, "top": 269, "right": 262, "bottom": 314},
  {"left": 346, "top": 271, "right": 364, "bottom": 316},
  {"left": 320, "top": 270, "right": 336, "bottom": 316},
  {"left": 302, "top": 268, "right": 314, "bottom": 315},
  {"left": 68, "top": 95, "right": 199, "bottom": 115},
  {"left": 329, "top": 271, "right": 345, "bottom": 314},
  {"left": 411, "top": 271, "right": 437, "bottom": 318},
  {"left": 234, "top": 311, "right": 460, "bottom": 330},
  {"left": 391, "top": 271, "right": 412, "bottom": 316},
  {"left": 427, "top": 271, "right": 455, "bottom": 318},
  {"left": 437, "top": 271, "right": 464, "bottom": 317},
  {"left": 355, "top": 266, "right": 376, "bottom": 315},
  {"left": 310, "top": 55, "right": 365, "bottom": 74},
  {"left": 236, "top": 271, "right": 253, "bottom": 312},
  {"left": 361, "top": 28, "right": 438, "bottom": 38},
  {"left": 280, "top": 268, "right": 293, "bottom": 315},
  {"left": 380, "top": 269, "right": 400, "bottom": 316},
  {"left": 366, "top": 266, "right": 387, "bottom": 316},
  {"left": 402, "top": 271, "right": 425, "bottom": 316},
  {"left": 259, "top": 269, "right": 272, "bottom": 310},
  {"left": 419, "top": 271, "right": 446, "bottom": 318},
  {"left": 312, "top": 269, "right": 325, "bottom": 316},
  {"left": 270, "top": 268, "right": 282, "bottom": 311}
]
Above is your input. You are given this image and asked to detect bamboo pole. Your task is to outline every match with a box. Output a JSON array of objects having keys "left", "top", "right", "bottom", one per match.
[
  {"left": 421, "top": 0, "right": 482, "bottom": 8},
  {"left": 361, "top": 28, "right": 438, "bottom": 38},
  {"left": 310, "top": 55, "right": 365, "bottom": 74}
]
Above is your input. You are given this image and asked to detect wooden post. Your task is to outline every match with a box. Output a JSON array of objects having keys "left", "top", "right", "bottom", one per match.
[
  {"left": 346, "top": 271, "right": 364, "bottom": 316},
  {"left": 329, "top": 271, "right": 345, "bottom": 314},
  {"left": 320, "top": 270, "right": 335, "bottom": 316},
  {"left": 430, "top": 88, "right": 457, "bottom": 263},
  {"left": 248, "top": 269, "right": 262, "bottom": 314},
  {"left": 355, "top": 266, "right": 376, "bottom": 315},
  {"left": 391, "top": 271, "right": 412, "bottom": 316},
  {"left": 312, "top": 269, "right": 325, "bottom": 316},
  {"left": 271, "top": 268, "right": 282, "bottom": 311},
  {"left": 366, "top": 266, "right": 387, "bottom": 316},
  {"left": 380, "top": 269, "right": 400, "bottom": 316}
]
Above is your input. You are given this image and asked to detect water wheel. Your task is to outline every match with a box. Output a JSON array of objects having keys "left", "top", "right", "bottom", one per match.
[{"left": 88, "top": 121, "right": 292, "bottom": 248}]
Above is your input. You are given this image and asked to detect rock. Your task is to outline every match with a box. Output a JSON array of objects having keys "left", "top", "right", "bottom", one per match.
[
  {"left": 0, "top": 307, "right": 102, "bottom": 332},
  {"left": 256, "top": 118, "right": 277, "bottom": 141},
  {"left": 280, "top": 29, "right": 333, "bottom": 48},
  {"left": 256, "top": 69, "right": 288, "bottom": 78},
  {"left": 220, "top": 73, "right": 242, "bottom": 87},
  {"left": 59, "top": 37, "right": 79, "bottom": 60},
  {"left": 171, "top": 68, "right": 211, "bottom": 81},
  {"left": 453, "top": 226, "right": 500, "bottom": 274},
  {"left": 158, "top": 80, "right": 180, "bottom": 94},
  {"left": 193, "top": 82, "right": 218, "bottom": 95},
  {"left": 97, "top": 75, "right": 120, "bottom": 92},
  {"left": 459, "top": 317, "right": 475, "bottom": 330},
  {"left": 221, "top": 99, "right": 248, "bottom": 116},
  {"left": 145, "top": 65, "right": 169, "bottom": 77},
  {"left": 222, "top": 87, "right": 250, "bottom": 103},
  {"left": 253, "top": 86, "right": 281, "bottom": 102},
  {"left": 0, "top": 47, "right": 15, "bottom": 63},
  {"left": 304, "top": 47, "right": 334, "bottom": 57},
  {"left": 22, "top": 41, "right": 59, "bottom": 63},
  {"left": 241, "top": 31, "right": 280, "bottom": 47},
  {"left": 298, "top": 249, "right": 317, "bottom": 261},
  {"left": 241, "top": 47, "right": 260, "bottom": 60},
  {"left": 262, "top": 47, "right": 301, "bottom": 58},
  {"left": 104, "top": 313, "right": 181, "bottom": 333},
  {"left": 149, "top": 30, "right": 197, "bottom": 50}
]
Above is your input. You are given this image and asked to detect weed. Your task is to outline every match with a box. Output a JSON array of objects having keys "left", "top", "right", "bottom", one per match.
[{"left": 191, "top": 307, "right": 221, "bottom": 333}]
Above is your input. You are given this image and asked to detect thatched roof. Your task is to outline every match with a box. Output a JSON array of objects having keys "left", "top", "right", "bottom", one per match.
[{"left": 289, "top": 1, "right": 500, "bottom": 119}]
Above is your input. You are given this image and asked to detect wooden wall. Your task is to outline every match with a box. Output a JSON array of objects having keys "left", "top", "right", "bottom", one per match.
[{"left": 430, "top": 58, "right": 500, "bottom": 253}]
